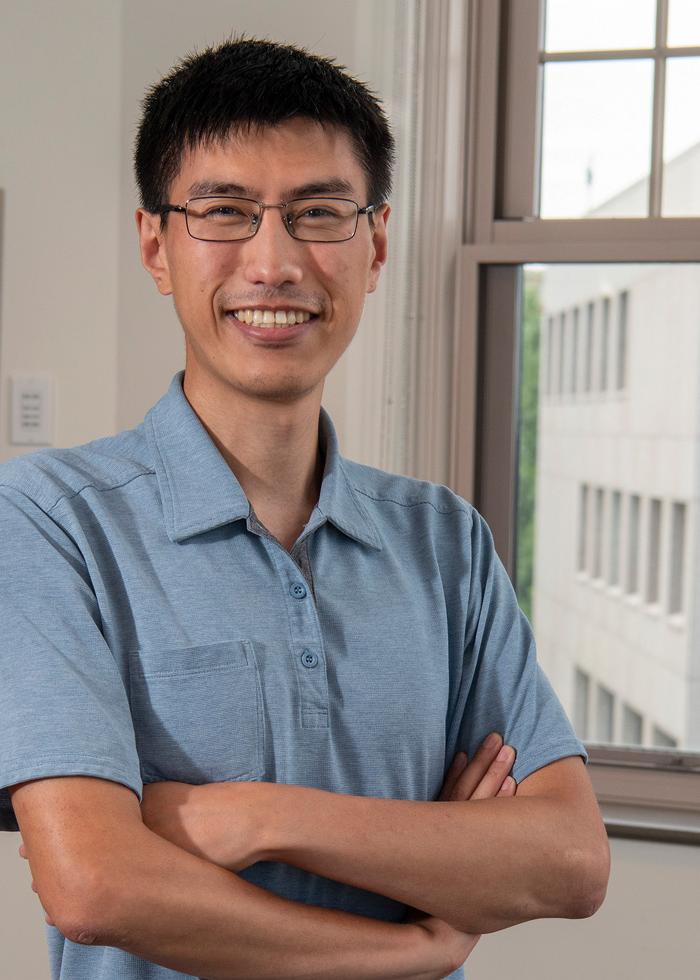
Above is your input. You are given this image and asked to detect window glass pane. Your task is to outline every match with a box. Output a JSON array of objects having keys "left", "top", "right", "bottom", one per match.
[
  {"left": 516, "top": 263, "right": 699, "bottom": 753},
  {"left": 595, "top": 685, "right": 615, "bottom": 742},
  {"left": 662, "top": 57, "right": 700, "bottom": 216},
  {"left": 544, "top": 0, "right": 656, "bottom": 52},
  {"left": 668, "top": 0, "right": 700, "bottom": 47},
  {"left": 622, "top": 704, "right": 643, "bottom": 744},
  {"left": 539, "top": 60, "right": 654, "bottom": 218}
]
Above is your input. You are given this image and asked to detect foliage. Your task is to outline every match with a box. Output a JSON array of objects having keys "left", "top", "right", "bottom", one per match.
[{"left": 516, "top": 272, "right": 542, "bottom": 623}]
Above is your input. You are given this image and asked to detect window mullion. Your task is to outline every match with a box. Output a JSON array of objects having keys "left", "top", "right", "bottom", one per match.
[{"left": 649, "top": 0, "right": 670, "bottom": 217}]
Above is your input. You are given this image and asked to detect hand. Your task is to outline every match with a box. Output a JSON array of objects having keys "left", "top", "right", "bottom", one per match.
[
  {"left": 437, "top": 731, "right": 517, "bottom": 802},
  {"left": 401, "top": 733, "right": 517, "bottom": 972},
  {"left": 18, "top": 838, "right": 56, "bottom": 927},
  {"left": 140, "top": 780, "right": 263, "bottom": 872}
]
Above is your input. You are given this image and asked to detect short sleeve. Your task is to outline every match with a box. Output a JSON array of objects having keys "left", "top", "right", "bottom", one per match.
[
  {"left": 0, "top": 485, "right": 143, "bottom": 832},
  {"left": 454, "top": 507, "right": 587, "bottom": 785}
]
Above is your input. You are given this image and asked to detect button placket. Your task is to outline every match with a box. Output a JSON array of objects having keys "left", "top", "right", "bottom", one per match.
[{"left": 263, "top": 537, "right": 329, "bottom": 730}]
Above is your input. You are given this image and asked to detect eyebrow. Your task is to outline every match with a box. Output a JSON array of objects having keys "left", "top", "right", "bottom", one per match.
[{"left": 185, "top": 177, "right": 357, "bottom": 200}]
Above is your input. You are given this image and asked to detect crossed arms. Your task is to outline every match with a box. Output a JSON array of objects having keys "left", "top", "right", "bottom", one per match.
[{"left": 10, "top": 734, "right": 609, "bottom": 979}]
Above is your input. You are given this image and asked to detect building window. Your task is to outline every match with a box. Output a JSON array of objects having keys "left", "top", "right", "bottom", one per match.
[
  {"left": 574, "top": 667, "right": 590, "bottom": 739},
  {"left": 593, "top": 487, "right": 604, "bottom": 579},
  {"left": 571, "top": 306, "right": 579, "bottom": 394},
  {"left": 600, "top": 296, "right": 610, "bottom": 392},
  {"left": 596, "top": 684, "right": 615, "bottom": 743},
  {"left": 558, "top": 311, "right": 566, "bottom": 396},
  {"left": 585, "top": 301, "right": 594, "bottom": 393},
  {"left": 669, "top": 500, "right": 687, "bottom": 614},
  {"left": 646, "top": 497, "right": 662, "bottom": 605},
  {"left": 578, "top": 483, "right": 589, "bottom": 573},
  {"left": 609, "top": 489, "right": 622, "bottom": 587},
  {"left": 626, "top": 493, "right": 641, "bottom": 595},
  {"left": 622, "top": 704, "right": 643, "bottom": 745},
  {"left": 652, "top": 725, "right": 678, "bottom": 748},
  {"left": 616, "top": 290, "right": 629, "bottom": 390},
  {"left": 546, "top": 315, "right": 554, "bottom": 396}
]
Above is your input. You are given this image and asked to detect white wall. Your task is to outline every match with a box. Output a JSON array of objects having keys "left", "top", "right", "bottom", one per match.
[
  {"left": 0, "top": 0, "right": 121, "bottom": 461},
  {"left": 471, "top": 837, "right": 700, "bottom": 980}
]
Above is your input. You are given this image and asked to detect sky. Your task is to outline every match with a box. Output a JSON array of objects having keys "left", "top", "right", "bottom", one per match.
[{"left": 540, "top": 0, "right": 700, "bottom": 217}]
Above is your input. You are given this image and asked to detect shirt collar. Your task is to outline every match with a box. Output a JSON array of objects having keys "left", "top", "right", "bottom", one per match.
[{"left": 145, "top": 371, "right": 382, "bottom": 551}]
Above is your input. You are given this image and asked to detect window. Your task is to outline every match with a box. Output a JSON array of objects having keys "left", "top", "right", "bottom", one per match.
[
  {"left": 600, "top": 296, "right": 610, "bottom": 391},
  {"left": 669, "top": 501, "right": 687, "bottom": 614},
  {"left": 609, "top": 490, "right": 622, "bottom": 587},
  {"left": 616, "top": 290, "right": 628, "bottom": 390},
  {"left": 585, "top": 301, "right": 594, "bottom": 392},
  {"left": 593, "top": 487, "right": 604, "bottom": 580},
  {"left": 626, "top": 494, "right": 641, "bottom": 596},
  {"left": 573, "top": 667, "right": 590, "bottom": 739},
  {"left": 578, "top": 483, "right": 589, "bottom": 572},
  {"left": 596, "top": 684, "right": 615, "bottom": 743},
  {"left": 622, "top": 704, "right": 644, "bottom": 745},
  {"left": 646, "top": 497, "right": 662, "bottom": 605},
  {"left": 451, "top": 0, "right": 700, "bottom": 844}
]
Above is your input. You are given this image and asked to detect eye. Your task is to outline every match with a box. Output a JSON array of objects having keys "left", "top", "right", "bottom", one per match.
[
  {"left": 189, "top": 198, "right": 255, "bottom": 223},
  {"left": 203, "top": 205, "right": 245, "bottom": 218},
  {"left": 296, "top": 203, "right": 349, "bottom": 220},
  {"left": 299, "top": 206, "right": 337, "bottom": 218}
]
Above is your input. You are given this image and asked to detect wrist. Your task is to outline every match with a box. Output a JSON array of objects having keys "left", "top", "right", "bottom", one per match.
[
  {"left": 402, "top": 922, "right": 453, "bottom": 980},
  {"left": 253, "top": 780, "right": 295, "bottom": 864}
]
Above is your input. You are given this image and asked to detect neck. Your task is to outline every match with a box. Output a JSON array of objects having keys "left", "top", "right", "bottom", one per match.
[{"left": 182, "top": 368, "right": 325, "bottom": 547}]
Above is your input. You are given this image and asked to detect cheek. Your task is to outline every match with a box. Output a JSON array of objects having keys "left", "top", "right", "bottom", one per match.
[{"left": 315, "top": 251, "right": 371, "bottom": 314}]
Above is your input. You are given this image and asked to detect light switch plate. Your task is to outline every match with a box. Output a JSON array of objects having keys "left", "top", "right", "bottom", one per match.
[{"left": 10, "top": 374, "right": 54, "bottom": 446}]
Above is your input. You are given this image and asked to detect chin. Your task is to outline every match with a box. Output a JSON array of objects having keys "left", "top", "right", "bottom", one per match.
[{"left": 234, "top": 374, "right": 321, "bottom": 403}]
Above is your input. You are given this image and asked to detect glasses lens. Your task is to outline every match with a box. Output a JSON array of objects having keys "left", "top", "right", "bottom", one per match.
[
  {"left": 287, "top": 198, "right": 358, "bottom": 241},
  {"left": 186, "top": 198, "right": 259, "bottom": 240}
]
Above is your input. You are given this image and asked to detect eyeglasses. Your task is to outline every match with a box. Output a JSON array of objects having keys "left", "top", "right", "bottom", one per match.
[{"left": 152, "top": 196, "right": 377, "bottom": 243}]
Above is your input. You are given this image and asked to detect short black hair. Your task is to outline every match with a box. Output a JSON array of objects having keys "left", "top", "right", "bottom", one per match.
[{"left": 134, "top": 35, "right": 395, "bottom": 225}]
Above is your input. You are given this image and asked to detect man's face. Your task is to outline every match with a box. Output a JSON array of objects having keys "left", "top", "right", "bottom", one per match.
[{"left": 137, "top": 118, "right": 389, "bottom": 406}]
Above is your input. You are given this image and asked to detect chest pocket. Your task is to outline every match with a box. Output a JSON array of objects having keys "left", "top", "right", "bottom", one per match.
[{"left": 128, "top": 639, "right": 264, "bottom": 784}]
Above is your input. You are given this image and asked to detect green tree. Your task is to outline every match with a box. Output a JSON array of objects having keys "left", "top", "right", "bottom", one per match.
[{"left": 516, "top": 272, "right": 542, "bottom": 623}]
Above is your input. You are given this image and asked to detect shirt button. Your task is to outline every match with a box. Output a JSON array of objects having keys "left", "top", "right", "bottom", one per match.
[
  {"left": 290, "top": 581, "right": 307, "bottom": 599},
  {"left": 301, "top": 649, "right": 318, "bottom": 668}
]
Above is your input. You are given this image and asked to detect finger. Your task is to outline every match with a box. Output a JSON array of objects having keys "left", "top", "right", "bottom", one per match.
[
  {"left": 437, "top": 752, "right": 468, "bottom": 801},
  {"left": 496, "top": 775, "right": 517, "bottom": 797},
  {"left": 469, "top": 745, "right": 517, "bottom": 800},
  {"left": 448, "top": 733, "right": 504, "bottom": 800},
  {"left": 19, "top": 843, "right": 27, "bottom": 859}
]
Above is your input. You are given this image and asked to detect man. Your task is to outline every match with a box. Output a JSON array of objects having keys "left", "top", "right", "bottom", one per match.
[{"left": 1, "top": 37, "right": 609, "bottom": 980}]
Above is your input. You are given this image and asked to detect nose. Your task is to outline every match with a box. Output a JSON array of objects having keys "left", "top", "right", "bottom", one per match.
[{"left": 240, "top": 207, "right": 305, "bottom": 288}]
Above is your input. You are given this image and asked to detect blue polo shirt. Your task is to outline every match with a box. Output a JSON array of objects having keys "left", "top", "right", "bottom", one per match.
[{"left": 0, "top": 370, "right": 586, "bottom": 980}]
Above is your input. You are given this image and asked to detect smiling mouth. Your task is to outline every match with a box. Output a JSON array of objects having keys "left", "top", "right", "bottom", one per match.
[{"left": 229, "top": 308, "right": 318, "bottom": 327}]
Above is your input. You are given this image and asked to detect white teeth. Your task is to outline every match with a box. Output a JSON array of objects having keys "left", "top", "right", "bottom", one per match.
[{"left": 232, "top": 309, "right": 314, "bottom": 327}]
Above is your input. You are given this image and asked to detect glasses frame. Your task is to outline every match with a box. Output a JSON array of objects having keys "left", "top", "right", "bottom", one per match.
[{"left": 152, "top": 195, "right": 377, "bottom": 243}]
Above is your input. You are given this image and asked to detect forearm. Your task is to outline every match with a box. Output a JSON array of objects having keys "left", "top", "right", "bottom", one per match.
[
  {"left": 76, "top": 822, "right": 446, "bottom": 980},
  {"left": 260, "top": 785, "right": 593, "bottom": 935}
]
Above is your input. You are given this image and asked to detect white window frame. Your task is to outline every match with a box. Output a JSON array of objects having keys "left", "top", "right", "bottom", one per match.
[{"left": 447, "top": 0, "right": 700, "bottom": 844}]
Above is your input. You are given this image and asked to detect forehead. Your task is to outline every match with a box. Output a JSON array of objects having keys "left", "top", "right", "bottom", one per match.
[{"left": 171, "top": 118, "right": 369, "bottom": 201}]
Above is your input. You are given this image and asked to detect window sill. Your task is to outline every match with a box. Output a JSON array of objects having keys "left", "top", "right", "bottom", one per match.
[{"left": 587, "top": 743, "right": 700, "bottom": 846}]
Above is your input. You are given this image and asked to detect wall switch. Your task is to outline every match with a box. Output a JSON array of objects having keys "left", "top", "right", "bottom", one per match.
[{"left": 10, "top": 374, "right": 54, "bottom": 446}]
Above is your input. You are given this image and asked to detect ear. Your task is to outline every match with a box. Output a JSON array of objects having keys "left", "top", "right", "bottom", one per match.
[
  {"left": 135, "top": 208, "right": 173, "bottom": 295},
  {"left": 366, "top": 204, "right": 390, "bottom": 294}
]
